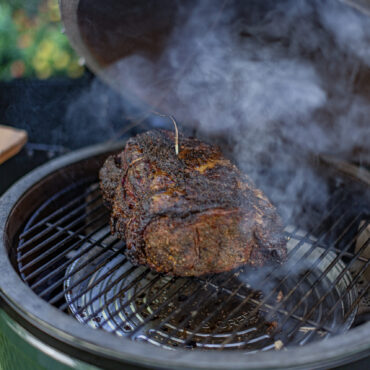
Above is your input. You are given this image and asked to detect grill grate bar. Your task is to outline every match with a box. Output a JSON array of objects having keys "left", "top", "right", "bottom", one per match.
[
  {"left": 284, "top": 238, "right": 370, "bottom": 340},
  {"left": 265, "top": 222, "right": 369, "bottom": 342},
  {"left": 20, "top": 211, "right": 108, "bottom": 277},
  {"left": 227, "top": 222, "right": 369, "bottom": 347},
  {"left": 280, "top": 239, "right": 369, "bottom": 264},
  {"left": 57, "top": 245, "right": 127, "bottom": 308},
  {"left": 26, "top": 223, "right": 108, "bottom": 285},
  {"left": 121, "top": 278, "right": 178, "bottom": 328},
  {"left": 99, "top": 276, "right": 177, "bottom": 334},
  {"left": 246, "top": 297, "right": 336, "bottom": 333},
  {"left": 271, "top": 213, "right": 364, "bottom": 315},
  {"left": 30, "top": 230, "right": 114, "bottom": 290},
  {"left": 59, "top": 258, "right": 134, "bottom": 310},
  {"left": 19, "top": 182, "right": 98, "bottom": 240},
  {"left": 217, "top": 209, "right": 358, "bottom": 348},
  {"left": 146, "top": 271, "right": 239, "bottom": 347},
  {"left": 36, "top": 232, "right": 117, "bottom": 298},
  {"left": 43, "top": 224, "right": 123, "bottom": 253},
  {"left": 19, "top": 202, "right": 106, "bottom": 266},
  {"left": 343, "top": 280, "right": 369, "bottom": 323},
  {"left": 18, "top": 193, "right": 101, "bottom": 254},
  {"left": 284, "top": 219, "right": 368, "bottom": 311},
  {"left": 181, "top": 239, "right": 312, "bottom": 347},
  {"left": 288, "top": 211, "right": 364, "bottom": 255},
  {"left": 331, "top": 248, "right": 369, "bottom": 263},
  {"left": 25, "top": 221, "right": 105, "bottom": 288},
  {"left": 45, "top": 223, "right": 98, "bottom": 242},
  {"left": 205, "top": 280, "right": 336, "bottom": 332},
  {"left": 59, "top": 250, "right": 127, "bottom": 308},
  {"left": 329, "top": 239, "right": 370, "bottom": 323},
  {"left": 186, "top": 232, "right": 367, "bottom": 348},
  {"left": 222, "top": 278, "right": 337, "bottom": 331},
  {"left": 79, "top": 268, "right": 152, "bottom": 323},
  {"left": 296, "top": 248, "right": 370, "bottom": 338},
  {"left": 128, "top": 279, "right": 195, "bottom": 338},
  {"left": 182, "top": 276, "right": 264, "bottom": 346}
]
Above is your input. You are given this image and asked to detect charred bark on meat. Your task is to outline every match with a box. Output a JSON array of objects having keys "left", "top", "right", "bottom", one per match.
[{"left": 99, "top": 129, "right": 287, "bottom": 276}]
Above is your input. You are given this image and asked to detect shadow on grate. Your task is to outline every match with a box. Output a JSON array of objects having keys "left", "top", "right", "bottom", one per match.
[{"left": 16, "top": 180, "right": 369, "bottom": 352}]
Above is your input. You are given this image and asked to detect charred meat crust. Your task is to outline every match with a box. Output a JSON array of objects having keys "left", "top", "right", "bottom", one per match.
[{"left": 99, "top": 129, "right": 287, "bottom": 276}]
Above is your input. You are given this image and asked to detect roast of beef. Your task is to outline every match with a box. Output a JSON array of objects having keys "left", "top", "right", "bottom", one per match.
[{"left": 99, "top": 129, "right": 287, "bottom": 276}]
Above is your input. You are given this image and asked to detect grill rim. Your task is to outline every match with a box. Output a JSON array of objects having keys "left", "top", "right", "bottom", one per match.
[{"left": 0, "top": 141, "right": 369, "bottom": 370}]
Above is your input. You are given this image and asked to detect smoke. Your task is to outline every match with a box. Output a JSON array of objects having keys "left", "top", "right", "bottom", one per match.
[
  {"left": 63, "top": 78, "right": 148, "bottom": 148},
  {"left": 101, "top": 0, "right": 369, "bottom": 223},
  {"left": 321, "top": 0, "right": 370, "bottom": 65}
]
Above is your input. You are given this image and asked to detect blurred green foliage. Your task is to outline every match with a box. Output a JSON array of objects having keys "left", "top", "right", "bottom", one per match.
[{"left": 0, "top": 0, "right": 85, "bottom": 80}]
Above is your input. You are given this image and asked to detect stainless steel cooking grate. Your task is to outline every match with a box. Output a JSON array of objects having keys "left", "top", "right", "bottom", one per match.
[{"left": 16, "top": 179, "right": 370, "bottom": 352}]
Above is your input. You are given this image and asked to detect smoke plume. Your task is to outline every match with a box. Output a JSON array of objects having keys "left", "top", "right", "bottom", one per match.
[{"left": 72, "top": 0, "right": 370, "bottom": 223}]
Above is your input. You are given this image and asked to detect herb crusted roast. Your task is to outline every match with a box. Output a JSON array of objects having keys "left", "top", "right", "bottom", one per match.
[{"left": 99, "top": 130, "right": 287, "bottom": 276}]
